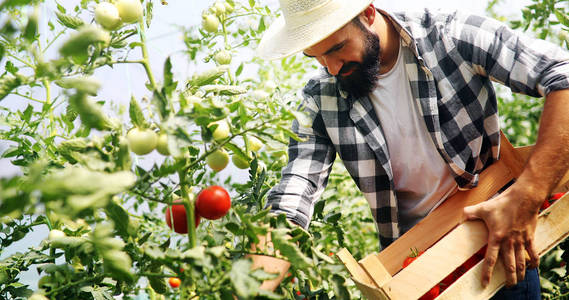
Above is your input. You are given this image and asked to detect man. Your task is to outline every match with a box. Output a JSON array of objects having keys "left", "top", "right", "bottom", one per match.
[{"left": 254, "top": 0, "right": 569, "bottom": 298}]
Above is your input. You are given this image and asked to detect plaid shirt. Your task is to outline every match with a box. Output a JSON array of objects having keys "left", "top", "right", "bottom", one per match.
[{"left": 265, "top": 8, "right": 569, "bottom": 248}]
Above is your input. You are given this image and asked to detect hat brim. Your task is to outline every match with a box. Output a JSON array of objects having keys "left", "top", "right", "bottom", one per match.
[{"left": 257, "top": 0, "right": 373, "bottom": 60}]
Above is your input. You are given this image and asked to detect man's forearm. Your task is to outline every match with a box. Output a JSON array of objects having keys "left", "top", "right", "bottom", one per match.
[{"left": 515, "top": 89, "right": 569, "bottom": 200}]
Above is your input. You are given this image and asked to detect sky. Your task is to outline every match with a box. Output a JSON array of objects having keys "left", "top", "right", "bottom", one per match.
[{"left": 0, "top": 0, "right": 531, "bottom": 290}]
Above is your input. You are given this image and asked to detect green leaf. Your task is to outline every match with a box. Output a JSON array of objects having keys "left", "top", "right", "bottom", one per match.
[
  {"left": 59, "top": 25, "right": 110, "bottom": 62},
  {"left": 271, "top": 228, "right": 311, "bottom": 268},
  {"left": 145, "top": 1, "right": 153, "bottom": 28},
  {"left": 129, "top": 95, "right": 149, "bottom": 128},
  {"left": 0, "top": 74, "right": 25, "bottom": 101},
  {"left": 39, "top": 167, "right": 136, "bottom": 200},
  {"left": 106, "top": 200, "right": 131, "bottom": 238},
  {"left": 68, "top": 92, "right": 114, "bottom": 131},
  {"left": 188, "top": 66, "right": 228, "bottom": 87},
  {"left": 152, "top": 89, "right": 168, "bottom": 120},
  {"left": 225, "top": 222, "right": 240, "bottom": 235},
  {"left": 555, "top": 9, "right": 569, "bottom": 27},
  {"left": 56, "top": 76, "right": 101, "bottom": 96},
  {"left": 23, "top": 8, "right": 38, "bottom": 43},
  {"left": 202, "top": 84, "right": 247, "bottom": 95},
  {"left": 229, "top": 259, "right": 260, "bottom": 298},
  {"left": 162, "top": 56, "right": 177, "bottom": 96},
  {"left": 103, "top": 250, "right": 133, "bottom": 282},
  {"left": 331, "top": 274, "right": 350, "bottom": 299},
  {"left": 0, "top": 0, "right": 40, "bottom": 10}
]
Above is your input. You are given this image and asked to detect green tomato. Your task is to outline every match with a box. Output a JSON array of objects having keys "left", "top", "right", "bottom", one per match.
[
  {"left": 156, "top": 133, "right": 170, "bottom": 155},
  {"left": 247, "top": 136, "right": 263, "bottom": 152},
  {"left": 208, "top": 120, "right": 230, "bottom": 141},
  {"left": 232, "top": 154, "right": 250, "bottom": 169},
  {"left": 214, "top": 50, "right": 232, "bottom": 65},
  {"left": 48, "top": 229, "right": 66, "bottom": 240},
  {"left": 127, "top": 127, "right": 158, "bottom": 155},
  {"left": 207, "top": 149, "right": 229, "bottom": 172},
  {"left": 202, "top": 14, "right": 219, "bottom": 33},
  {"left": 94, "top": 2, "right": 122, "bottom": 30},
  {"left": 116, "top": 0, "right": 143, "bottom": 24}
]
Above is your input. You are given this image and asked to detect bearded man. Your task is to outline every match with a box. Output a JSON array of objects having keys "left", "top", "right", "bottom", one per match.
[{"left": 253, "top": 1, "right": 569, "bottom": 298}]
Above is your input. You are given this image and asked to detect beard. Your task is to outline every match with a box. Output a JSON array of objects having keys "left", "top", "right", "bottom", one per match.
[{"left": 335, "top": 25, "right": 381, "bottom": 99}]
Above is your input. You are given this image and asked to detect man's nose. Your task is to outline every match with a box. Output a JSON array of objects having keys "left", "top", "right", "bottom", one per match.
[{"left": 323, "top": 56, "right": 342, "bottom": 76}]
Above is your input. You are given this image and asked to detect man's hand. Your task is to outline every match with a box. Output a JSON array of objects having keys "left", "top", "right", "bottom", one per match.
[
  {"left": 464, "top": 89, "right": 569, "bottom": 288},
  {"left": 463, "top": 183, "right": 541, "bottom": 287}
]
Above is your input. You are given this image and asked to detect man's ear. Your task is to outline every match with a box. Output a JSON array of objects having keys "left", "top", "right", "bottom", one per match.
[{"left": 361, "top": 4, "right": 376, "bottom": 26}]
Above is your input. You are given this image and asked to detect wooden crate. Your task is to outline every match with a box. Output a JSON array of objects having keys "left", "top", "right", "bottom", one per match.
[{"left": 337, "top": 133, "right": 569, "bottom": 299}]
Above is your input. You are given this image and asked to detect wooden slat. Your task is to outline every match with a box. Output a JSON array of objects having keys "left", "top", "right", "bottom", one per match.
[
  {"left": 437, "top": 192, "right": 569, "bottom": 299},
  {"left": 352, "top": 278, "right": 390, "bottom": 300},
  {"left": 336, "top": 248, "right": 377, "bottom": 287},
  {"left": 498, "top": 133, "right": 525, "bottom": 177},
  {"left": 369, "top": 134, "right": 520, "bottom": 276},
  {"left": 359, "top": 253, "right": 392, "bottom": 290},
  {"left": 382, "top": 220, "right": 488, "bottom": 299}
]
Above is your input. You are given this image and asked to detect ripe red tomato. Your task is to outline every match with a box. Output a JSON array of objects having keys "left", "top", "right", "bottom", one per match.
[
  {"left": 196, "top": 186, "right": 231, "bottom": 220},
  {"left": 419, "top": 284, "right": 440, "bottom": 300},
  {"left": 168, "top": 277, "right": 181, "bottom": 288},
  {"left": 540, "top": 199, "right": 551, "bottom": 211},
  {"left": 165, "top": 202, "right": 200, "bottom": 234},
  {"left": 550, "top": 192, "right": 566, "bottom": 201},
  {"left": 402, "top": 249, "right": 424, "bottom": 268}
]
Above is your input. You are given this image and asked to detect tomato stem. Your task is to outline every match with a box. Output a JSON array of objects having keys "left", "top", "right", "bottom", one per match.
[{"left": 179, "top": 180, "right": 197, "bottom": 248}]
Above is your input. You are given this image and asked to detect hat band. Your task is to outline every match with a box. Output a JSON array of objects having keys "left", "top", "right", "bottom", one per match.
[{"left": 284, "top": 0, "right": 344, "bottom": 29}]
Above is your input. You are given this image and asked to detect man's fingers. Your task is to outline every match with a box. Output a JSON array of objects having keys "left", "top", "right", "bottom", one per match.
[
  {"left": 482, "top": 241, "right": 500, "bottom": 287},
  {"left": 463, "top": 202, "right": 484, "bottom": 221},
  {"left": 525, "top": 238, "right": 540, "bottom": 269},
  {"left": 500, "top": 239, "right": 517, "bottom": 287},
  {"left": 514, "top": 241, "right": 526, "bottom": 282}
]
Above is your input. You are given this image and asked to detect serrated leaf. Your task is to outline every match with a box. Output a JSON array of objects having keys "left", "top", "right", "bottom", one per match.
[
  {"left": 106, "top": 200, "right": 130, "bottom": 238},
  {"left": 68, "top": 92, "right": 114, "bottom": 131},
  {"left": 59, "top": 25, "right": 110, "bottom": 61},
  {"left": 23, "top": 8, "right": 38, "bottom": 42},
  {"left": 55, "top": 11, "right": 84, "bottom": 29},
  {"left": 202, "top": 84, "right": 247, "bottom": 95},
  {"left": 145, "top": 1, "right": 153, "bottom": 28},
  {"left": 555, "top": 9, "right": 569, "bottom": 27},
  {"left": 0, "top": 74, "right": 25, "bottom": 101},
  {"left": 162, "top": 56, "right": 177, "bottom": 96},
  {"left": 188, "top": 66, "right": 228, "bottom": 87},
  {"left": 56, "top": 76, "right": 101, "bottom": 96},
  {"left": 229, "top": 259, "right": 260, "bottom": 298},
  {"left": 271, "top": 228, "right": 311, "bottom": 268},
  {"left": 129, "top": 95, "right": 149, "bottom": 128}
]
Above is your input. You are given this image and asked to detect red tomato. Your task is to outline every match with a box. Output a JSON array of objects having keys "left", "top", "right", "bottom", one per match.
[
  {"left": 402, "top": 249, "right": 424, "bottom": 268},
  {"left": 165, "top": 203, "right": 200, "bottom": 234},
  {"left": 540, "top": 199, "right": 551, "bottom": 211},
  {"left": 196, "top": 186, "right": 231, "bottom": 220},
  {"left": 550, "top": 192, "right": 566, "bottom": 201},
  {"left": 419, "top": 284, "right": 440, "bottom": 300},
  {"left": 168, "top": 277, "right": 181, "bottom": 288}
]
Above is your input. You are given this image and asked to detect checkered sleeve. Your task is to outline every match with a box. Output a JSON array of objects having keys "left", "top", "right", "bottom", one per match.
[
  {"left": 265, "top": 81, "right": 337, "bottom": 229},
  {"left": 451, "top": 11, "right": 569, "bottom": 97}
]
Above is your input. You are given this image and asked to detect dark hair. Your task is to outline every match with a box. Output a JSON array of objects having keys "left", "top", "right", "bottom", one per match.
[{"left": 350, "top": 14, "right": 367, "bottom": 32}]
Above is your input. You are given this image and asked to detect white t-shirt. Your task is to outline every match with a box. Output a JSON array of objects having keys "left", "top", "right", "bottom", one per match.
[{"left": 369, "top": 42, "right": 458, "bottom": 233}]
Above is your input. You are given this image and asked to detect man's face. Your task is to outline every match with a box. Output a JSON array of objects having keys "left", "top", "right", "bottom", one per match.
[{"left": 303, "top": 19, "right": 381, "bottom": 99}]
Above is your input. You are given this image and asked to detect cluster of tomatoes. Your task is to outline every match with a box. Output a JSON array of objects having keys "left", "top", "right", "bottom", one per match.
[
  {"left": 165, "top": 185, "right": 231, "bottom": 233},
  {"left": 164, "top": 185, "right": 231, "bottom": 288},
  {"left": 402, "top": 246, "right": 487, "bottom": 300},
  {"left": 94, "top": 0, "right": 143, "bottom": 31}
]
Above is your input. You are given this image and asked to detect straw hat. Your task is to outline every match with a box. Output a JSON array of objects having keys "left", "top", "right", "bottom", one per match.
[{"left": 257, "top": 0, "right": 373, "bottom": 60}]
